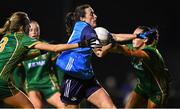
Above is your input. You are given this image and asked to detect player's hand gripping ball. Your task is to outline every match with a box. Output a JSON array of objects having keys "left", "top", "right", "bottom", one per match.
[{"left": 94, "top": 27, "right": 111, "bottom": 46}]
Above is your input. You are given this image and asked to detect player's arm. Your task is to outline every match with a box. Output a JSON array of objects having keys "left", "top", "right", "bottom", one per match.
[
  {"left": 111, "top": 30, "right": 156, "bottom": 42},
  {"left": 33, "top": 41, "right": 80, "bottom": 53},
  {"left": 111, "top": 33, "right": 137, "bottom": 42},
  {"left": 115, "top": 45, "right": 150, "bottom": 58},
  {"left": 93, "top": 43, "right": 112, "bottom": 57}
]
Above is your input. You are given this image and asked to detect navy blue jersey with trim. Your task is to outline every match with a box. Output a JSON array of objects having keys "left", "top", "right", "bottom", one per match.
[{"left": 56, "top": 21, "right": 97, "bottom": 79}]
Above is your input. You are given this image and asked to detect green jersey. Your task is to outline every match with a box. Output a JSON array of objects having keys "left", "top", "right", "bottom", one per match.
[
  {"left": 22, "top": 52, "right": 59, "bottom": 90},
  {"left": 128, "top": 44, "right": 171, "bottom": 94},
  {"left": 12, "top": 65, "right": 25, "bottom": 90},
  {"left": 0, "top": 32, "right": 38, "bottom": 81}
]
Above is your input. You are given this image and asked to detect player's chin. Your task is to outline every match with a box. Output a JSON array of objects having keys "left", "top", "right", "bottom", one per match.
[
  {"left": 92, "top": 22, "right": 97, "bottom": 28},
  {"left": 133, "top": 44, "right": 140, "bottom": 48}
]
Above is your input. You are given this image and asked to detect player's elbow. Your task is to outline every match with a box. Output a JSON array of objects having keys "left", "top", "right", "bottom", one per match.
[
  {"left": 95, "top": 51, "right": 106, "bottom": 58},
  {"left": 96, "top": 54, "right": 103, "bottom": 58}
]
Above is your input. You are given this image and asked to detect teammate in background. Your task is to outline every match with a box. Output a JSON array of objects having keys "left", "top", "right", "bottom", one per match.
[
  {"left": 0, "top": 11, "right": 92, "bottom": 108},
  {"left": 107, "top": 26, "right": 171, "bottom": 108},
  {"left": 22, "top": 20, "right": 65, "bottom": 108}
]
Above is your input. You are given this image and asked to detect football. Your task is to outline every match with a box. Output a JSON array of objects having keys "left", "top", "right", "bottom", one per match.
[{"left": 94, "top": 27, "right": 111, "bottom": 46}]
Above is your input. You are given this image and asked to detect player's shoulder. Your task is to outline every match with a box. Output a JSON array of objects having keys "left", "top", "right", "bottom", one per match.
[
  {"left": 126, "top": 44, "right": 133, "bottom": 49},
  {"left": 75, "top": 21, "right": 88, "bottom": 29},
  {"left": 143, "top": 45, "right": 159, "bottom": 56}
]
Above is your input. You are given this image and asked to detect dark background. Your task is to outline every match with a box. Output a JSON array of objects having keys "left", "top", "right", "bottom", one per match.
[{"left": 1, "top": 0, "right": 180, "bottom": 107}]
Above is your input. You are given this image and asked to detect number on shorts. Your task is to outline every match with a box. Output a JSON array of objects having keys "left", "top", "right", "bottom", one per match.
[{"left": 0, "top": 37, "right": 8, "bottom": 52}]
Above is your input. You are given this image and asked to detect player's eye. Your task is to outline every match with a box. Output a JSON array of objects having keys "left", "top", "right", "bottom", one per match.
[{"left": 90, "top": 12, "right": 94, "bottom": 16}]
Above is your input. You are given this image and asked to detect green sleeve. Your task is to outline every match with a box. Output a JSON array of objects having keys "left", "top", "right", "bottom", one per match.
[{"left": 22, "top": 35, "right": 38, "bottom": 48}]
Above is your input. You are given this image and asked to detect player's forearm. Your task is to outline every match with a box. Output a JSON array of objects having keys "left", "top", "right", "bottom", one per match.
[
  {"left": 53, "top": 43, "right": 79, "bottom": 52},
  {"left": 34, "top": 42, "right": 79, "bottom": 52},
  {"left": 116, "top": 45, "right": 132, "bottom": 56},
  {"left": 112, "top": 33, "right": 136, "bottom": 41},
  {"left": 93, "top": 43, "right": 112, "bottom": 57},
  {"left": 117, "top": 45, "right": 149, "bottom": 58}
]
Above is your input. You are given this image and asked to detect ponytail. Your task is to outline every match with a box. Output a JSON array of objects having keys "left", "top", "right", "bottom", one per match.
[
  {"left": 65, "top": 12, "right": 75, "bottom": 36},
  {"left": 0, "top": 20, "right": 11, "bottom": 35},
  {"left": 65, "top": 4, "right": 91, "bottom": 36}
]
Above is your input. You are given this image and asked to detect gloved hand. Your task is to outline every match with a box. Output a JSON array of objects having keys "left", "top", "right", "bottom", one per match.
[
  {"left": 107, "top": 33, "right": 116, "bottom": 44},
  {"left": 137, "top": 28, "right": 157, "bottom": 39},
  {"left": 78, "top": 37, "right": 102, "bottom": 48}
]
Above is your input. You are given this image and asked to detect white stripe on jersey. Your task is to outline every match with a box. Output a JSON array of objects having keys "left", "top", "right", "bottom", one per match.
[
  {"left": 65, "top": 57, "right": 74, "bottom": 71},
  {"left": 64, "top": 79, "right": 71, "bottom": 97},
  {"left": 67, "top": 31, "right": 75, "bottom": 43}
]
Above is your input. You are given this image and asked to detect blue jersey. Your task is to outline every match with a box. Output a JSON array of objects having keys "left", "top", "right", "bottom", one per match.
[{"left": 56, "top": 21, "right": 97, "bottom": 79}]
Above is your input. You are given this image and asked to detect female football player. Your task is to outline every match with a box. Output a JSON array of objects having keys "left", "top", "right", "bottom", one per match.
[
  {"left": 0, "top": 11, "right": 91, "bottom": 108},
  {"left": 107, "top": 26, "right": 171, "bottom": 108},
  {"left": 56, "top": 4, "right": 116, "bottom": 109},
  {"left": 23, "top": 20, "right": 64, "bottom": 108}
]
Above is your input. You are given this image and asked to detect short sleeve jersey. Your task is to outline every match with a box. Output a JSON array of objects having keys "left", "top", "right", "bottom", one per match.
[
  {"left": 0, "top": 32, "right": 38, "bottom": 81},
  {"left": 127, "top": 44, "right": 171, "bottom": 92}
]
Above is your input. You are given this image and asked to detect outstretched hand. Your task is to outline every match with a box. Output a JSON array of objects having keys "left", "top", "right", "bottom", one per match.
[{"left": 137, "top": 28, "right": 157, "bottom": 39}]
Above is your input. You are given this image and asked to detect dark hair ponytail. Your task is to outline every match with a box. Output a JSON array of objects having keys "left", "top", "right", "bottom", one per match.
[
  {"left": 65, "top": 4, "right": 91, "bottom": 36},
  {"left": 65, "top": 12, "right": 75, "bottom": 36}
]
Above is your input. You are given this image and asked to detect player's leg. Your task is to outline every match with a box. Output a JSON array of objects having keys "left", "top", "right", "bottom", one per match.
[
  {"left": 3, "top": 91, "right": 34, "bottom": 108},
  {"left": 42, "top": 72, "right": 65, "bottom": 108},
  {"left": 46, "top": 91, "right": 65, "bottom": 108},
  {"left": 125, "top": 83, "right": 148, "bottom": 108},
  {"left": 64, "top": 104, "right": 80, "bottom": 109},
  {"left": 28, "top": 90, "right": 43, "bottom": 108},
  {"left": 147, "top": 99, "right": 158, "bottom": 108},
  {"left": 147, "top": 93, "right": 169, "bottom": 108},
  {"left": 85, "top": 76, "right": 116, "bottom": 108},
  {"left": 87, "top": 87, "right": 116, "bottom": 109},
  {"left": 60, "top": 74, "right": 82, "bottom": 109},
  {"left": 125, "top": 91, "right": 147, "bottom": 108}
]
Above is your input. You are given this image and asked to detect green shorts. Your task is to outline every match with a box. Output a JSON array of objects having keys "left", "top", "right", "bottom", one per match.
[
  {"left": 0, "top": 79, "right": 19, "bottom": 99},
  {"left": 26, "top": 79, "right": 60, "bottom": 99},
  {"left": 134, "top": 83, "right": 169, "bottom": 105},
  {"left": 27, "top": 86, "right": 59, "bottom": 99}
]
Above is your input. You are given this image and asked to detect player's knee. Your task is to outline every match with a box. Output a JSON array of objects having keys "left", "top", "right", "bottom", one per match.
[
  {"left": 99, "top": 101, "right": 116, "bottom": 109},
  {"left": 32, "top": 101, "right": 43, "bottom": 108}
]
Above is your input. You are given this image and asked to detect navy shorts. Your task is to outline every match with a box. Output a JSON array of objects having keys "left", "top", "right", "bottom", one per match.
[{"left": 60, "top": 74, "right": 102, "bottom": 104}]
